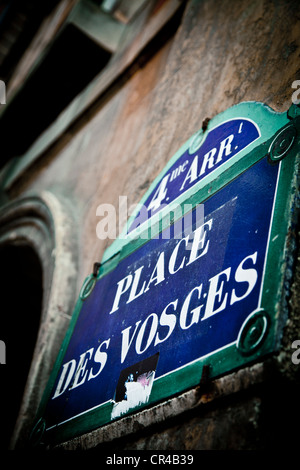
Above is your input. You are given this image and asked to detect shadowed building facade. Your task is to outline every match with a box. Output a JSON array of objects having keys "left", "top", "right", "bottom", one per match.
[{"left": 0, "top": 0, "right": 299, "bottom": 451}]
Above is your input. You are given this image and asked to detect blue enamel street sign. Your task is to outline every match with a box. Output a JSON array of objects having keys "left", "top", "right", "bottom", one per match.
[
  {"left": 45, "top": 157, "right": 278, "bottom": 430},
  {"left": 127, "top": 117, "right": 260, "bottom": 234},
  {"left": 32, "top": 102, "right": 300, "bottom": 446}
]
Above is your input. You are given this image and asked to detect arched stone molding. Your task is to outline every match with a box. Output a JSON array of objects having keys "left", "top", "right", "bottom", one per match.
[{"left": 0, "top": 191, "right": 78, "bottom": 448}]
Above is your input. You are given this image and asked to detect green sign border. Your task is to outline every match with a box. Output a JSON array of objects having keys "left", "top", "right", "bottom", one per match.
[{"left": 31, "top": 102, "right": 300, "bottom": 447}]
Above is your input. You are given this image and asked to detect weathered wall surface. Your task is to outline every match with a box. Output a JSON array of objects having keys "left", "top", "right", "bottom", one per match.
[
  {"left": 3, "top": 0, "right": 300, "bottom": 450},
  {"left": 9, "top": 0, "right": 300, "bottom": 285}
]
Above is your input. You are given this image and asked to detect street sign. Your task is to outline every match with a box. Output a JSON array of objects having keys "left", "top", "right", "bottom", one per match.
[
  {"left": 127, "top": 117, "right": 260, "bottom": 234},
  {"left": 31, "top": 102, "right": 300, "bottom": 446}
]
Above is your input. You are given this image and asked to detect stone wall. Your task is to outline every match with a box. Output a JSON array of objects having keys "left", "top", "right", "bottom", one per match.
[{"left": 1, "top": 0, "right": 300, "bottom": 450}]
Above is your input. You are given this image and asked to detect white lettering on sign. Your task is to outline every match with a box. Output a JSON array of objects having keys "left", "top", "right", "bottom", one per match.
[
  {"left": 118, "top": 251, "right": 258, "bottom": 364},
  {"left": 126, "top": 118, "right": 261, "bottom": 237},
  {"left": 52, "top": 339, "right": 110, "bottom": 399},
  {"left": 110, "top": 219, "right": 212, "bottom": 314},
  {"left": 52, "top": 214, "right": 259, "bottom": 399},
  {"left": 180, "top": 134, "right": 234, "bottom": 192}
]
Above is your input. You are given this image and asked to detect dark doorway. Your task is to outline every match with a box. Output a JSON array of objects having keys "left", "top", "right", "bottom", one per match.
[{"left": 0, "top": 244, "right": 43, "bottom": 449}]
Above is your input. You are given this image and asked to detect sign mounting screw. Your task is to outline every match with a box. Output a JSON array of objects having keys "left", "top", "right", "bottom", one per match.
[
  {"left": 80, "top": 274, "right": 96, "bottom": 300},
  {"left": 237, "top": 309, "right": 270, "bottom": 355},
  {"left": 269, "top": 125, "right": 297, "bottom": 162}
]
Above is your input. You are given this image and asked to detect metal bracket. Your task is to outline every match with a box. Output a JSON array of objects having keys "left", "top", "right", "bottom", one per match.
[
  {"left": 188, "top": 117, "right": 211, "bottom": 155},
  {"left": 93, "top": 262, "right": 101, "bottom": 277},
  {"left": 79, "top": 262, "right": 101, "bottom": 301},
  {"left": 199, "top": 364, "right": 211, "bottom": 387}
]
